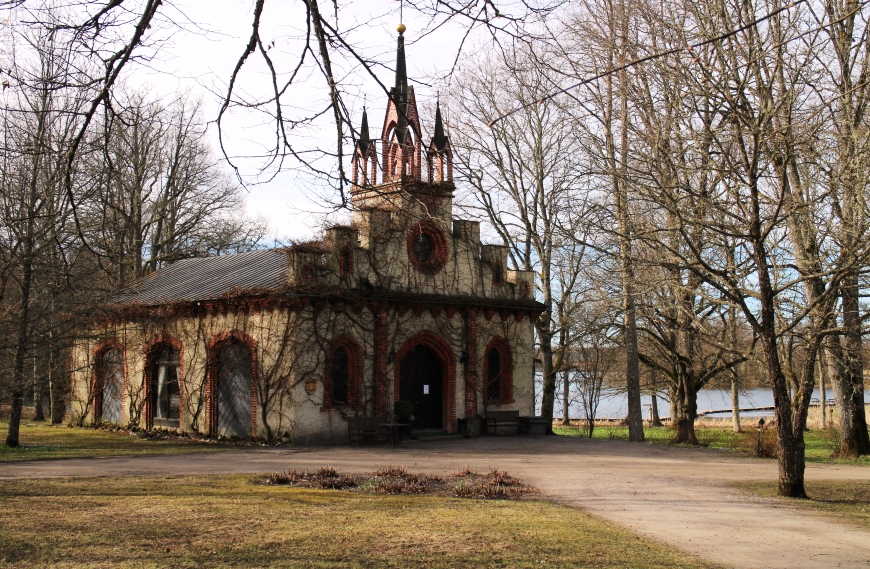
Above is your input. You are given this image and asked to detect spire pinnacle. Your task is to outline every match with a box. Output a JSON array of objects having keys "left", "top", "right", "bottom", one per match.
[
  {"left": 393, "top": 27, "right": 409, "bottom": 146},
  {"left": 432, "top": 100, "right": 448, "bottom": 151},
  {"left": 357, "top": 107, "right": 371, "bottom": 154}
]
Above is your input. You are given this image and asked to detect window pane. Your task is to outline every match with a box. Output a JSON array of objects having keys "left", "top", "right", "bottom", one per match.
[
  {"left": 332, "top": 347, "right": 349, "bottom": 404},
  {"left": 487, "top": 348, "right": 501, "bottom": 400},
  {"left": 152, "top": 346, "right": 180, "bottom": 426}
]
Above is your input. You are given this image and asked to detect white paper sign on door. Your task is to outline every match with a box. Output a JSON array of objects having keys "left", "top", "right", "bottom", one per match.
[{"left": 423, "top": 385, "right": 429, "bottom": 394}]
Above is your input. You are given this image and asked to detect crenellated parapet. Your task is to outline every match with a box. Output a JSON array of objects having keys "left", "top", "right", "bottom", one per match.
[{"left": 284, "top": 212, "right": 534, "bottom": 307}]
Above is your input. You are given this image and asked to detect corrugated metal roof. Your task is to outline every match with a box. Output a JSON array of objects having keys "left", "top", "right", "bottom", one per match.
[{"left": 113, "top": 249, "right": 289, "bottom": 306}]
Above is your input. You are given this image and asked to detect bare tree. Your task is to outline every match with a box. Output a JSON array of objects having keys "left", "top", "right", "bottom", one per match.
[
  {"left": 814, "top": 0, "right": 870, "bottom": 456},
  {"left": 83, "top": 91, "right": 267, "bottom": 290},
  {"left": 569, "top": 293, "right": 620, "bottom": 437},
  {"left": 449, "top": 43, "right": 588, "bottom": 431},
  {"left": 0, "top": 25, "right": 89, "bottom": 446}
]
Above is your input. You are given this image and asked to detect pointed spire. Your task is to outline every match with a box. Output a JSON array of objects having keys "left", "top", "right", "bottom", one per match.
[
  {"left": 432, "top": 100, "right": 448, "bottom": 151},
  {"left": 393, "top": 25, "right": 409, "bottom": 146},
  {"left": 356, "top": 107, "right": 370, "bottom": 154}
]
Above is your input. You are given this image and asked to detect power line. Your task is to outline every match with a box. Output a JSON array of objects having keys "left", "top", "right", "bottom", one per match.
[{"left": 488, "top": 1, "right": 807, "bottom": 127}]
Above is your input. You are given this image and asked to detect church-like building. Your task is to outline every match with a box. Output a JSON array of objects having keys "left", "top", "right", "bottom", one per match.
[{"left": 68, "top": 28, "right": 543, "bottom": 444}]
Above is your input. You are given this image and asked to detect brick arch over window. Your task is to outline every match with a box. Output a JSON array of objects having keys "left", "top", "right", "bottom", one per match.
[
  {"left": 207, "top": 331, "right": 258, "bottom": 437},
  {"left": 92, "top": 339, "right": 126, "bottom": 424},
  {"left": 324, "top": 335, "right": 363, "bottom": 410},
  {"left": 393, "top": 330, "right": 457, "bottom": 433},
  {"left": 483, "top": 336, "right": 513, "bottom": 404},
  {"left": 142, "top": 334, "right": 184, "bottom": 430}
]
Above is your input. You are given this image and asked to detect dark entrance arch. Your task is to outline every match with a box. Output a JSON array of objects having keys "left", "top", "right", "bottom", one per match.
[
  {"left": 95, "top": 346, "right": 124, "bottom": 425},
  {"left": 214, "top": 340, "right": 253, "bottom": 438},
  {"left": 398, "top": 344, "right": 443, "bottom": 429}
]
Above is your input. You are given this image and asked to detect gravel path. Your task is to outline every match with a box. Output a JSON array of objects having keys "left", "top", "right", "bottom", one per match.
[{"left": 2, "top": 435, "right": 869, "bottom": 568}]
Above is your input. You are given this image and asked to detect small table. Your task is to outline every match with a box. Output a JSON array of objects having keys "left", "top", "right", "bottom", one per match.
[
  {"left": 518, "top": 416, "right": 548, "bottom": 436},
  {"left": 378, "top": 423, "right": 410, "bottom": 447}
]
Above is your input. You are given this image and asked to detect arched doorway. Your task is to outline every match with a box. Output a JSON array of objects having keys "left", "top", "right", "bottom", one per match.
[
  {"left": 96, "top": 346, "right": 124, "bottom": 424},
  {"left": 398, "top": 344, "right": 444, "bottom": 429},
  {"left": 214, "top": 340, "right": 253, "bottom": 438}
]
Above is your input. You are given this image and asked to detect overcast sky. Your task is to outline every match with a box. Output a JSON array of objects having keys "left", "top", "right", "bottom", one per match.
[{"left": 135, "top": 0, "right": 481, "bottom": 241}]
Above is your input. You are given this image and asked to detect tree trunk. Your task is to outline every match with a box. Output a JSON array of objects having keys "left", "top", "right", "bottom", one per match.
[
  {"left": 672, "top": 375, "right": 699, "bottom": 445},
  {"left": 561, "top": 371, "right": 570, "bottom": 425},
  {"left": 33, "top": 382, "right": 45, "bottom": 421},
  {"left": 6, "top": 239, "right": 34, "bottom": 447},
  {"left": 650, "top": 392, "right": 662, "bottom": 427},
  {"left": 838, "top": 279, "right": 870, "bottom": 456},
  {"left": 754, "top": 225, "right": 806, "bottom": 497},
  {"left": 826, "top": 332, "right": 869, "bottom": 455},
  {"left": 817, "top": 347, "right": 828, "bottom": 429},
  {"left": 50, "top": 373, "right": 66, "bottom": 424},
  {"left": 731, "top": 373, "right": 741, "bottom": 433},
  {"left": 537, "top": 321, "right": 557, "bottom": 434}
]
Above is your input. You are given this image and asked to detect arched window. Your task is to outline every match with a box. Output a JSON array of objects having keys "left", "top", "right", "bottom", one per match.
[
  {"left": 484, "top": 338, "right": 513, "bottom": 403},
  {"left": 339, "top": 246, "right": 353, "bottom": 275},
  {"left": 331, "top": 346, "right": 349, "bottom": 405},
  {"left": 149, "top": 344, "right": 181, "bottom": 428},
  {"left": 493, "top": 263, "right": 504, "bottom": 286},
  {"left": 325, "top": 339, "right": 361, "bottom": 409},
  {"left": 95, "top": 346, "right": 124, "bottom": 424},
  {"left": 487, "top": 348, "right": 502, "bottom": 400}
]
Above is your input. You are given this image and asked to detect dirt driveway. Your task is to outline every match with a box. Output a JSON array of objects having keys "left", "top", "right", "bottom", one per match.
[{"left": 2, "top": 435, "right": 869, "bottom": 568}]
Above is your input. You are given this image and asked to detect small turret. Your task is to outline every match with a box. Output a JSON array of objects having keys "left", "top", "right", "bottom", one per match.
[
  {"left": 352, "top": 107, "right": 378, "bottom": 187},
  {"left": 427, "top": 100, "right": 453, "bottom": 183},
  {"left": 393, "top": 28, "right": 409, "bottom": 147},
  {"left": 382, "top": 25, "right": 422, "bottom": 182}
]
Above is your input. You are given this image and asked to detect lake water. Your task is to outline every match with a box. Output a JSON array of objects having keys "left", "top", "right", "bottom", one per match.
[{"left": 545, "top": 387, "right": 870, "bottom": 420}]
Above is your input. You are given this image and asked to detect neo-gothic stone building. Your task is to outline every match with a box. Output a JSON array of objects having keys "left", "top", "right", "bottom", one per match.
[{"left": 69, "top": 30, "right": 544, "bottom": 444}]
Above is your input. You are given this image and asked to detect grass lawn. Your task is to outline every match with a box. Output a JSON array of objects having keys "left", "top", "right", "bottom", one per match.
[
  {"left": 0, "top": 420, "right": 228, "bottom": 462},
  {"left": 0, "top": 474, "right": 720, "bottom": 569},
  {"left": 733, "top": 479, "right": 870, "bottom": 531},
  {"left": 553, "top": 425, "right": 870, "bottom": 466}
]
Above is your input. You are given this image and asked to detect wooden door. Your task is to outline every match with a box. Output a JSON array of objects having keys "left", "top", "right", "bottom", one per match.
[{"left": 399, "top": 344, "right": 443, "bottom": 429}]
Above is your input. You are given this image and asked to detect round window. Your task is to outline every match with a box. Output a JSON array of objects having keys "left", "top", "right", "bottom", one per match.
[
  {"left": 407, "top": 222, "right": 448, "bottom": 274},
  {"left": 412, "top": 233, "right": 435, "bottom": 263}
]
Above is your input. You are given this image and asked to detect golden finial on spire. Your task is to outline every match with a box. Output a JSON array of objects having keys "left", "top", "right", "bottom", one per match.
[{"left": 397, "top": 22, "right": 406, "bottom": 34}]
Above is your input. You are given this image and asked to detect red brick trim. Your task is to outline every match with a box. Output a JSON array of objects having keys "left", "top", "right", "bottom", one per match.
[
  {"left": 462, "top": 309, "right": 479, "bottom": 417},
  {"left": 91, "top": 339, "right": 126, "bottom": 424},
  {"left": 323, "top": 335, "right": 363, "bottom": 411},
  {"left": 407, "top": 221, "right": 449, "bottom": 274},
  {"left": 374, "top": 307, "right": 389, "bottom": 416},
  {"left": 142, "top": 334, "right": 184, "bottom": 431},
  {"left": 483, "top": 336, "right": 513, "bottom": 404},
  {"left": 206, "top": 330, "right": 258, "bottom": 437},
  {"left": 519, "top": 281, "right": 531, "bottom": 298},
  {"left": 393, "top": 330, "right": 457, "bottom": 433}
]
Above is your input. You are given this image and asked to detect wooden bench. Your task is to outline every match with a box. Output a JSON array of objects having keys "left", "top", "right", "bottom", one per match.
[
  {"left": 484, "top": 410, "right": 520, "bottom": 435},
  {"left": 347, "top": 416, "right": 388, "bottom": 446}
]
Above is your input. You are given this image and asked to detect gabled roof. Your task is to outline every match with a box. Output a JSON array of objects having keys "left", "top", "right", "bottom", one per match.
[{"left": 112, "top": 249, "right": 288, "bottom": 306}]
